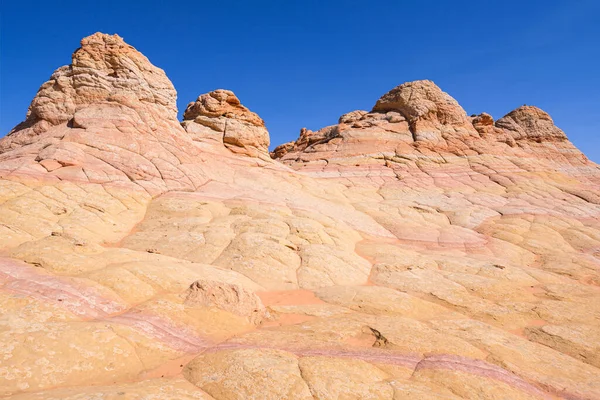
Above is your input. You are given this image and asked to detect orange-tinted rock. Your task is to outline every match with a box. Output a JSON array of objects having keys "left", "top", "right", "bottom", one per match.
[
  {"left": 270, "top": 141, "right": 295, "bottom": 159},
  {"left": 20, "top": 33, "right": 176, "bottom": 131},
  {"left": 372, "top": 80, "right": 478, "bottom": 142},
  {"left": 0, "top": 33, "right": 204, "bottom": 195},
  {"left": 0, "top": 33, "right": 273, "bottom": 199},
  {"left": 182, "top": 89, "right": 270, "bottom": 157},
  {"left": 471, "top": 112, "right": 494, "bottom": 134},
  {"left": 496, "top": 105, "right": 568, "bottom": 142}
]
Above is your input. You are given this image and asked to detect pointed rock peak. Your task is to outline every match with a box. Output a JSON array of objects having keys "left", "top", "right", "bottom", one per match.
[
  {"left": 182, "top": 90, "right": 270, "bottom": 157},
  {"left": 496, "top": 105, "right": 567, "bottom": 141},
  {"left": 20, "top": 32, "right": 177, "bottom": 132},
  {"left": 0, "top": 33, "right": 202, "bottom": 194}
]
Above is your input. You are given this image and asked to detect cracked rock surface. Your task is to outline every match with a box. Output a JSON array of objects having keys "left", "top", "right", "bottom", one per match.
[{"left": 1, "top": 33, "right": 600, "bottom": 399}]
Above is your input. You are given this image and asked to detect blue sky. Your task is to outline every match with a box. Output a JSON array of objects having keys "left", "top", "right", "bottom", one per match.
[{"left": 1, "top": 1, "right": 599, "bottom": 161}]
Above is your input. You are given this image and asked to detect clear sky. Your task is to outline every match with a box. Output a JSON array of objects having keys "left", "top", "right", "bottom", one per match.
[{"left": 1, "top": 0, "right": 599, "bottom": 161}]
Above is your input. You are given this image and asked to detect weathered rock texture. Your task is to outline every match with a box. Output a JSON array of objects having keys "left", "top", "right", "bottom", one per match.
[
  {"left": 182, "top": 89, "right": 270, "bottom": 158},
  {"left": 372, "top": 80, "right": 478, "bottom": 142},
  {"left": 1, "top": 33, "right": 600, "bottom": 400},
  {"left": 184, "top": 279, "right": 267, "bottom": 325}
]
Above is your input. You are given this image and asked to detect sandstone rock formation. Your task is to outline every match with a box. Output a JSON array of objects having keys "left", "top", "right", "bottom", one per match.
[
  {"left": 1, "top": 33, "right": 600, "bottom": 400},
  {"left": 372, "top": 80, "right": 478, "bottom": 142},
  {"left": 182, "top": 89, "right": 270, "bottom": 158},
  {"left": 495, "top": 105, "right": 568, "bottom": 141}
]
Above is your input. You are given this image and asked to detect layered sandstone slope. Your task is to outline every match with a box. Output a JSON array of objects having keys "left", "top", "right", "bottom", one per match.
[
  {"left": 0, "top": 33, "right": 202, "bottom": 194},
  {"left": 1, "top": 34, "right": 600, "bottom": 400}
]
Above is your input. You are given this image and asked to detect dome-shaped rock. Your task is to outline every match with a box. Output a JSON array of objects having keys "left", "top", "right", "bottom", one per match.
[
  {"left": 182, "top": 89, "right": 270, "bottom": 157},
  {"left": 372, "top": 80, "right": 477, "bottom": 142},
  {"left": 495, "top": 105, "right": 567, "bottom": 142}
]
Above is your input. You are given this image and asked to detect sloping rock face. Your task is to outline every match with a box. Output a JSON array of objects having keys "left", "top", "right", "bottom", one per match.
[{"left": 1, "top": 34, "right": 600, "bottom": 400}]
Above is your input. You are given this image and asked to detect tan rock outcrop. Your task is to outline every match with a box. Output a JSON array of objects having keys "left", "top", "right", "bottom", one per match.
[
  {"left": 276, "top": 80, "right": 588, "bottom": 166},
  {"left": 0, "top": 33, "right": 207, "bottom": 195},
  {"left": 0, "top": 33, "right": 274, "bottom": 200},
  {"left": 495, "top": 105, "right": 568, "bottom": 141},
  {"left": 339, "top": 110, "right": 369, "bottom": 124},
  {"left": 471, "top": 112, "right": 494, "bottom": 134},
  {"left": 372, "top": 79, "right": 478, "bottom": 142},
  {"left": 270, "top": 141, "right": 295, "bottom": 158},
  {"left": 7, "top": 33, "right": 177, "bottom": 138},
  {"left": 182, "top": 89, "right": 270, "bottom": 157}
]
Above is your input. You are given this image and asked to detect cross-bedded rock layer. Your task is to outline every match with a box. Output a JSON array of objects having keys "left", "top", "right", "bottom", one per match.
[{"left": 1, "top": 33, "right": 600, "bottom": 400}]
